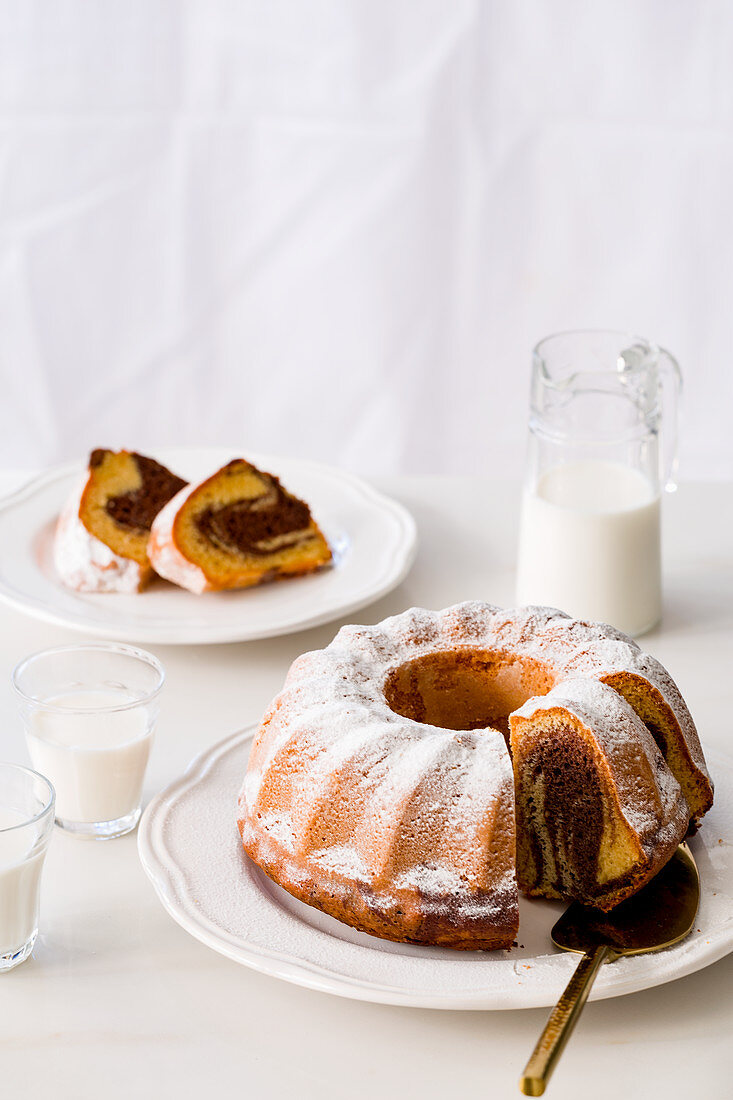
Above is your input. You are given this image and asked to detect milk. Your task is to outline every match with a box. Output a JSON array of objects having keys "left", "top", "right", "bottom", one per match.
[
  {"left": 516, "top": 460, "right": 661, "bottom": 636},
  {"left": 25, "top": 690, "right": 153, "bottom": 824},
  {"left": 0, "top": 809, "right": 45, "bottom": 955}
]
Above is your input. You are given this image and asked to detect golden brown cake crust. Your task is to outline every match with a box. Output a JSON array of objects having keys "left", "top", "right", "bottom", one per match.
[
  {"left": 54, "top": 449, "right": 187, "bottom": 593},
  {"left": 238, "top": 603, "right": 712, "bottom": 951},
  {"left": 149, "top": 459, "right": 332, "bottom": 593},
  {"left": 240, "top": 820, "right": 519, "bottom": 951},
  {"left": 79, "top": 449, "right": 186, "bottom": 565}
]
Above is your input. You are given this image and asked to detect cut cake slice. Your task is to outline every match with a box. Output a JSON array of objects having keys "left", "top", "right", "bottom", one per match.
[
  {"left": 510, "top": 678, "right": 690, "bottom": 911},
  {"left": 148, "top": 458, "right": 332, "bottom": 594},
  {"left": 54, "top": 449, "right": 187, "bottom": 593}
]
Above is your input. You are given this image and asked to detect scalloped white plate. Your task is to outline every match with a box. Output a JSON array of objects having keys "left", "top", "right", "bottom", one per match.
[
  {"left": 138, "top": 728, "right": 733, "bottom": 1009},
  {"left": 0, "top": 448, "right": 416, "bottom": 644}
]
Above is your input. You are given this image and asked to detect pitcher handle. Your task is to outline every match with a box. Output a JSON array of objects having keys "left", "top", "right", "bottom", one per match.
[{"left": 658, "top": 346, "right": 682, "bottom": 493}]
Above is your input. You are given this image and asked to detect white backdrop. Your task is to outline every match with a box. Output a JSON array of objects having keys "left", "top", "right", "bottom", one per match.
[{"left": 1, "top": 1, "right": 732, "bottom": 479}]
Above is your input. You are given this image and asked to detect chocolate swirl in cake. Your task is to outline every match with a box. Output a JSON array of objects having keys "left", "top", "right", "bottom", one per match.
[
  {"left": 104, "top": 453, "right": 187, "bottom": 533},
  {"left": 196, "top": 478, "right": 313, "bottom": 556},
  {"left": 526, "top": 731, "right": 604, "bottom": 897}
]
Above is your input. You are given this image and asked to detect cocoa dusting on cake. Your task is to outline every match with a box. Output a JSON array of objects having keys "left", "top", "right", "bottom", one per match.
[
  {"left": 105, "top": 454, "right": 187, "bottom": 533},
  {"left": 196, "top": 479, "right": 313, "bottom": 556}
]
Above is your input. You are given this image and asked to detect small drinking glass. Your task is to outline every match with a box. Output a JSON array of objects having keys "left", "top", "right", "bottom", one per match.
[
  {"left": 13, "top": 644, "right": 164, "bottom": 839},
  {"left": 0, "top": 763, "right": 55, "bottom": 971}
]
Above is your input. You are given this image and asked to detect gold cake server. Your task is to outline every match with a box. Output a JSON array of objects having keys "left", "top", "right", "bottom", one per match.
[{"left": 519, "top": 843, "right": 700, "bottom": 1096}]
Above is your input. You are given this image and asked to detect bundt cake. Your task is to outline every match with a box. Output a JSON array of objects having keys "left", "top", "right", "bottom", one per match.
[
  {"left": 148, "top": 459, "right": 332, "bottom": 594},
  {"left": 238, "top": 603, "right": 713, "bottom": 951},
  {"left": 54, "top": 449, "right": 187, "bottom": 593}
]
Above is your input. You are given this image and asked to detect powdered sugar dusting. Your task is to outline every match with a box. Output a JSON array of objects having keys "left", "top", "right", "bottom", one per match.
[
  {"left": 240, "top": 601, "right": 711, "bottom": 940},
  {"left": 53, "top": 475, "right": 147, "bottom": 593},
  {"left": 148, "top": 483, "right": 211, "bottom": 593},
  {"left": 141, "top": 727, "right": 733, "bottom": 1005},
  {"left": 512, "top": 677, "right": 688, "bottom": 841}
]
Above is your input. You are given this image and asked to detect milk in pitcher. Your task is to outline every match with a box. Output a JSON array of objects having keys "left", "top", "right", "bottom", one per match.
[{"left": 516, "top": 460, "right": 661, "bottom": 636}]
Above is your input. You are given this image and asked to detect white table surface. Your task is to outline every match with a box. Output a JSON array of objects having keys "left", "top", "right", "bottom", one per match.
[{"left": 0, "top": 472, "right": 730, "bottom": 1100}]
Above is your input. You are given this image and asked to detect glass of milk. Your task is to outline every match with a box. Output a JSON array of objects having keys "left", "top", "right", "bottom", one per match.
[
  {"left": 13, "top": 644, "right": 164, "bottom": 839},
  {"left": 0, "top": 763, "right": 55, "bottom": 970},
  {"left": 516, "top": 331, "right": 681, "bottom": 636}
]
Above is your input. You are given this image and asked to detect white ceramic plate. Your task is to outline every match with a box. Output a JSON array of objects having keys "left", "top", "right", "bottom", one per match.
[
  {"left": 0, "top": 448, "right": 416, "bottom": 644},
  {"left": 138, "top": 728, "right": 733, "bottom": 1010}
]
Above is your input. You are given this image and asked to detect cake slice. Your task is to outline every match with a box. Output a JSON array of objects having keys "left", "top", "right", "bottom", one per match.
[
  {"left": 148, "top": 458, "right": 332, "bottom": 594},
  {"left": 510, "top": 678, "right": 689, "bottom": 911},
  {"left": 54, "top": 449, "right": 187, "bottom": 593}
]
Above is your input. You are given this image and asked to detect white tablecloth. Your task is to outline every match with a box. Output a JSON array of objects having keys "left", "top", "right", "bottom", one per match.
[{"left": 0, "top": 471, "right": 730, "bottom": 1099}]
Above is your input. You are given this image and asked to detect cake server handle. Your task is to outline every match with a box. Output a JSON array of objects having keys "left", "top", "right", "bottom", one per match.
[{"left": 519, "top": 944, "right": 612, "bottom": 1096}]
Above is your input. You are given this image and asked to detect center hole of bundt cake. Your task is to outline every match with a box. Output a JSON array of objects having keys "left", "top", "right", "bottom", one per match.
[{"left": 383, "top": 649, "right": 554, "bottom": 737}]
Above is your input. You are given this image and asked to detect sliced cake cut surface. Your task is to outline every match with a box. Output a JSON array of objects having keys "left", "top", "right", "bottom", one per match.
[
  {"left": 509, "top": 678, "right": 690, "bottom": 910},
  {"left": 148, "top": 458, "right": 332, "bottom": 593},
  {"left": 54, "top": 449, "right": 187, "bottom": 592}
]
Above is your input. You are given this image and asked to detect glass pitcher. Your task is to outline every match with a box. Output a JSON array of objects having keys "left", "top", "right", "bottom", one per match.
[{"left": 515, "top": 330, "right": 681, "bottom": 636}]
